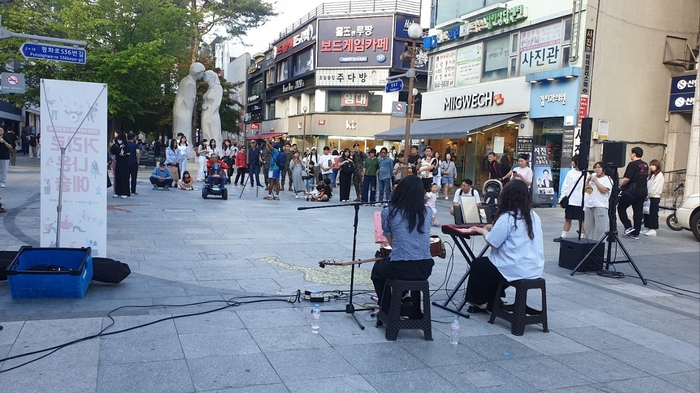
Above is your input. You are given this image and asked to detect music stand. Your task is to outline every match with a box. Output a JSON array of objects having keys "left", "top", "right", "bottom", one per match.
[
  {"left": 298, "top": 202, "right": 375, "bottom": 330},
  {"left": 569, "top": 169, "right": 647, "bottom": 284}
]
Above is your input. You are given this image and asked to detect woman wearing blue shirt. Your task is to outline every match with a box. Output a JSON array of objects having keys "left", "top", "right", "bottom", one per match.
[
  {"left": 371, "top": 176, "right": 434, "bottom": 306},
  {"left": 465, "top": 180, "right": 545, "bottom": 313}
]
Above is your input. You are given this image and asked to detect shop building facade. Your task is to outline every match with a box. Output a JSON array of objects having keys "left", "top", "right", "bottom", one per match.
[
  {"left": 378, "top": 0, "right": 698, "bottom": 201},
  {"left": 243, "top": 0, "right": 428, "bottom": 153}
]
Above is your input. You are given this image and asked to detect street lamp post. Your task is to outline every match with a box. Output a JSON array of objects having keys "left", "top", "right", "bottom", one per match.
[
  {"left": 302, "top": 106, "right": 308, "bottom": 154},
  {"left": 402, "top": 23, "right": 423, "bottom": 179}
]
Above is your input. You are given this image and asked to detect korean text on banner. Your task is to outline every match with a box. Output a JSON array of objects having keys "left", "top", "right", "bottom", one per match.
[{"left": 40, "top": 80, "right": 108, "bottom": 256}]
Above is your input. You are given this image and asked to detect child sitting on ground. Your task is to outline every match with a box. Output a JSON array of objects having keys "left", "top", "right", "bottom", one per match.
[
  {"left": 425, "top": 183, "right": 439, "bottom": 226},
  {"left": 308, "top": 179, "right": 332, "bottom": 201}
]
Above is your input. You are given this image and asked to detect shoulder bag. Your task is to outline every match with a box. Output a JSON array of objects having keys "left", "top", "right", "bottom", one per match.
[{"left": 560, "top": 174, "right": 583, "bottom": 209}]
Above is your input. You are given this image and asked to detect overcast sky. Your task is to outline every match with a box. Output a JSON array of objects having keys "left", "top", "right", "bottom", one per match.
[{"left": 224, "top": 0, "right": 430, "bottom": 58}]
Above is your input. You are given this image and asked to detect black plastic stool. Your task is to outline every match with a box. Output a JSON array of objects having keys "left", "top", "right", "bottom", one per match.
[
  {"left": 376, "top": 279, "right": 432, "bottom": 341},
  {"left": 488, "top": 278, "right": 548, "bottom": 336}
]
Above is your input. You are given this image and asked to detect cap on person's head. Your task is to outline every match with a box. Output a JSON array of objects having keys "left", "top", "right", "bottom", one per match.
[
  {"left": 353, "top": 143, "right": 360, "bottom": 148},
  {"left": 311, "top": 147, "right": 317, "bottom": 151}
]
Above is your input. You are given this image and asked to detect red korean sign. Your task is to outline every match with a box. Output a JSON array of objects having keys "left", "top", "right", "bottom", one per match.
[{"left": 577, "top": 95, "right": 589, "bottom": 126}]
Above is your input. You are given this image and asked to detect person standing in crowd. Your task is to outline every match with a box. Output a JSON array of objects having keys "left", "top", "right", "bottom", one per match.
[
  {"left": 153, "top": 136, "right": 163, "bottom": 162},
  {"left": 28, "top": 133, "right": 37, "bottom": 158},
  {"left": 221, "top": 139, "right": 234, "bottom": 182},
  {"left": 504, "top": 153, "right": 533, "bottom": 187},
  {"left": 247, "top": 140, "right": 263, "bottom": 188},
  {"left": 110, "top": 132, "right": 131, "bottom": 198},
  {"left": 208, "top": 139, "right": 220, "bottom": 157},
  {"left": 164, "top": 139, "right": 181, "bottom": 186},
  {"left": 261, "top": 141, "right": 272, "bottom": 188},
  {"left": 307, "top": 146, "right": 319, "bottom": 181},
  {"left": 486, "top": 152, "right": 508, "bottom": 185},
  {"left": 583, "top": 162, "right": 612, "bottom": 241},
  {"left": 417, "top": 146, "right": 437, "bottom": 192},
  {"left": 4, "top": 129, "right": 18, "bottom": 167},
  {"left": 282, "top": 143, "right": 294, "bottom": 191},
  {"left": 234, "top": 145, "right": 247, "bottom": 186},
  {"left": 338, "top": 148, "right": 354, "bottom": 202},
  {"left": 392, "top": 152, "right": 405, "bottom": 188},
  {"left": 150, "top": 161, "right": 173, "bottom": 190},
  {"left": 177, "top": 135, "right": 190, "bottom": 182},
  {"left": 407, "top": 145, "right": 420, "bottom": 176},
  {"left": 464, "top": 181, "right": 544, "bottom": 313},
  {"left": 450, "top": 179, "right": 481, "bottom": 217},
  {"left": 554, "top": 156, "right": 585, "bottom": 242},
  {"left": 352, "top": 143, "right": 367, "bottom": 201},
  {"left": 618, "top": 147, "right": 649, "bottom": 240},
  {"left": 362, "top": 148, "right": 378, "bottom": 204},
  {"left": 425, "top": 183, "right": 439, "bottom": 226},
  {"left": 643, "top": 159, "right": 664, "bottom": 237},
  {"left": 319, "top": 146, "right": 334, "bottom": 185},
  {"left": 0, "top": 128, "right": 12, "bottom": 188},
  {"left": 441, "top": 153, "right": 457, "bottom": 200},
  {"left": 371, "top": 176, "right": 434, "bottom": 307},
  {"left": 263, "top": 140, "right": 281, "bottom": 200},
  {"left": 331, "top": 149, "right": 340, "bottom": 188},
  {"left": 196, "top": 139, "right": 210, "bottom": 181},
  {"left": 377, "top": 147, "right": 393, "bottom": 205},
  {"left": 127, "top": 133, "right": 141, "bottom": 195},
  {"left": 290, "top": 151, "right": 306, "bottom": 199},
  {"left": 432, "top": 151, "right": 442, "bottom": 195}
]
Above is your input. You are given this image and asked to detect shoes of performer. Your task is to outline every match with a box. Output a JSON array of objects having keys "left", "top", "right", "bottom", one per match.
[
  {"left": 644, "top": 229, "right": 657, "bottom": 236},
  {"left": 624, "top": 227, "right": 635, "bottom": 235}
]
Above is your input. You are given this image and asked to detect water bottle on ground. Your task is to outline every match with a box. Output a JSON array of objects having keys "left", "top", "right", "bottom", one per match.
[
  {"left": 450, "top": 316, "right": 460, "bottom": 345},
  {"left": 311, "top": 304, "right": 321, "bottom": 334}
]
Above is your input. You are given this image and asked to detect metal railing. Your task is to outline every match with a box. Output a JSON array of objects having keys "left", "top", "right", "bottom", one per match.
[
  {"left": 274, "top": 0, "right": 421, "bottom": 41},
  {"left": 661, "top": 168, "right": 685, "bottom": 207}
]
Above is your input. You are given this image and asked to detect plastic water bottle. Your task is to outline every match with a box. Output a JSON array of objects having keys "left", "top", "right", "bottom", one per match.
[
  {"left": 311, "top": 304, "right": 321, "bottom": 334},
  {"left": 450, "top": 316, "right": 460, "bottom": 345}
]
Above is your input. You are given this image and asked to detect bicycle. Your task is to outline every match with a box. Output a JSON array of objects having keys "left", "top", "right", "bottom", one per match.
[{"left": 660, "top": 182, "right": 684, "bottom": 231}]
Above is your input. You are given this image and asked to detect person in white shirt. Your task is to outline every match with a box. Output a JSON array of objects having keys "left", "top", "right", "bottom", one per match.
[
  {"left": 450, "top": 178, "right": 481, "bottom": 217},
  {"left": 583, "top": 161, "right": 612, "bottom": 241},
  {"left": 642, "top": 159, "right": 664, "bottom": 237},
  {"left": 464, "top": 180, "right": 544, "bottom": 313},
  {"left": 504, "top": 153, "right": 533, "bottom": 186},
  {"left": 318, "top": 146, "right": 334, "bottom": 184},
  {"left": 554, "top": 156, "right": 585, "bottom": 242}
]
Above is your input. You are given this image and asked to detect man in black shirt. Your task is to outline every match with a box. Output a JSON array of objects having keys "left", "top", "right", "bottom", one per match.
[
  {"left": 617, "top": 146, "right": 648, "bottom": 239},
  {"left": 406, "top": 145, "right": 420, "bottom": 177},
  {"left": 0, "top": 127, "right": 12, "bottom": 188},
  {"left": 3, "top": 129, "right": 18, "bottom": 166},
  {"left": 486, "top": 152, "right": 508, "bottom": 184}
]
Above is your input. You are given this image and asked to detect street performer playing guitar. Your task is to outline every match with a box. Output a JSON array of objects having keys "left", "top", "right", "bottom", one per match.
[{"left": 371, "top": 176, "right": 434, "bottom": 308}]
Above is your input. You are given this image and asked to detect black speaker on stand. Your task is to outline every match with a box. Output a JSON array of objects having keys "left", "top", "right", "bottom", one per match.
[
  {"left": 577, "top": 118, "right": 592, "bottom": 170},
  {"left": 602, "top": 141, "right": 627, "bottom": 168}
]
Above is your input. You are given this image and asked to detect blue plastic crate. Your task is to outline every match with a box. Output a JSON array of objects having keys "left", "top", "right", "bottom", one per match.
[{"left": 6, "top": 247, "right": 93, "bottom": 298}]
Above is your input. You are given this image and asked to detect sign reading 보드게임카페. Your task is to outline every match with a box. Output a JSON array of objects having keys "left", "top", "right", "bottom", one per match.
[{"left": 317, "top": 16, "right": 393, "bottom": 68}]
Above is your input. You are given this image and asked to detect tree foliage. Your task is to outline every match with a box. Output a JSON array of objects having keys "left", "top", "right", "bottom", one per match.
[{"left": 0, "top": 0, "right": 272, "bottom": 139}]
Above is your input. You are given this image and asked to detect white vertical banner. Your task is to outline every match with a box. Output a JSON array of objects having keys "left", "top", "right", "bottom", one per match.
[{"left": 40, "top": 79, "right": 108, "bottom": 255}]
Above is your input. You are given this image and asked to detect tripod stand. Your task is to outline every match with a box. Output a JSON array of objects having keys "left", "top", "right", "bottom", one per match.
[
  {"left": 298, "top": 202, "right": 375, "bottom": 329},
  {"left": 570, "top": 170, "right": 647, "bottom": 284},
  {"left": 238, "top": 168, "right": 261, "bottom": 199}
]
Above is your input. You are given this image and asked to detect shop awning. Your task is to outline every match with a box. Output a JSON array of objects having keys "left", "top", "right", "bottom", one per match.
[
  {"left": 247, "top": 132, "right": 286, "bottom": 140},
  {"left": 375, "top": 113, "right": 524, "bottom": 140}
]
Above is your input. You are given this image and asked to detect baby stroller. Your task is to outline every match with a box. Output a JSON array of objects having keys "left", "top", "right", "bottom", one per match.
[{"left": 482, "top": 179, "right": 502, "bottom": 222}]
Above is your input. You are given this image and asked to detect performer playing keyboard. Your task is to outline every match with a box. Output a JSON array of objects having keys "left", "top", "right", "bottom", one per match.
[{"left": 464, "top": 181, "right": 545, "bottom": 313}]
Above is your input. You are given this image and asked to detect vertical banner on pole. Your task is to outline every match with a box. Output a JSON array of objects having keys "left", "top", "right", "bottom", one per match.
[
  {"left": 532, "top": 145, "right": 555, "bottom": 206},
  {"left": 40, "top": 80, "right": 108, "bottom": 255}
]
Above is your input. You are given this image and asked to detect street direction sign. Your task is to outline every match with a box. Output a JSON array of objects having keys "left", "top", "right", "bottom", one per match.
[
  {"left": 20, "top": 42, "right": 86, "bottom": 64},
  {"left": 385, "top": 80, "right": 403, "bottom": 93}
]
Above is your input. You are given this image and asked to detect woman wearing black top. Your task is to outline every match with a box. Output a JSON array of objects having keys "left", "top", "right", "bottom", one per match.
[{"left": 110, "top": 132, "right": 131, "bottom": 198}]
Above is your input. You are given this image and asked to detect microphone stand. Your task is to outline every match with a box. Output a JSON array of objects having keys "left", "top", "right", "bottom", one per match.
[{"left": 298, "top": 201, "right": 379, "bottom": 330}]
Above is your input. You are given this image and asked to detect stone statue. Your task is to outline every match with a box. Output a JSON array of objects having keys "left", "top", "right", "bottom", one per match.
[
  {"left": 200, "top": 70, "right": 223, "bottom": 145},
  {"left": 173, "top": 62, "right": 205, "bottom": 139}
]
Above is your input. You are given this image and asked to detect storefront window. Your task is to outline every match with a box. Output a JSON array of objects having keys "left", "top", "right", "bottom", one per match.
[
  {"left": 327, "top": 91, "right": 382, "bottom": 112},
  {"left": 267, "top": 103, "right": 275, "bottom": 120},
  {"left": 251, "top": 80, "right": 263, "bottom": 96},
  {"left": 482, "top": 35, "right": 510, "bottom": 82},
  {"left": 292, "top": 49, "right": 314, "bottom": 76},
  {"left": 266, "top": 67, "right": 276, "bottom": 85},
  {"left": 278, "top": 61, "right": 289, "bottom": 82},
  {"left": 435, "top": 0, "right": 459, "bottom": 26}
]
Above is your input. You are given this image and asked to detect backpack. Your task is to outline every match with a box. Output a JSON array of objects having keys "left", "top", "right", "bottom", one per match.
[
  {"left": 431, "top": 158, "right": 439, "bottom": 176},
  {"left": 275, "top": 151, "right": 286, "bottom": 170}
]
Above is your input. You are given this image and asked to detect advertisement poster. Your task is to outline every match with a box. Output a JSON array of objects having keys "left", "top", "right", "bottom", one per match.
[
  {"left": 455, "top": 43, "right": 482, "bottom": 87},
  {"left": 532, "top": 145, "right": 555, "bottom": 205},
  {"left": 317, "top": 16, "right": 393, "bottom": 68},
  {"left": 40, "top": 79, "right": 108, "bottom": 255},
  {"left": 432, "top": 49, "right": 456, "bottom": 90}
]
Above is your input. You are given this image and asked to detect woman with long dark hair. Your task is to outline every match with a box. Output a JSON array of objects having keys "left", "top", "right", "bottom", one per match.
[
  {"left": 109, "top": 132, "right": 131, "bottom": 198},
  {"left": 337, "top": 148, "right": 354, "bottom": 202},
  {"left": 464, "top": 180, "right": 544, "bottom": 313},
  {"left": 164, "top": 139, "right": 181, "bottom": 186},
  {"left": 371, "top": 176, "right": 434, "bottom": 306},
  {"left": 643, "top": 159, "right": 664, "bottom": 236}
]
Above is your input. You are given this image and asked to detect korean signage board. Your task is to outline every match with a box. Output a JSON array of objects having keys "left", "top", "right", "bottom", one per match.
[
  {"left": 455, "top": 43, "right": 482, "bottom": 87},
  {"left": 529, "top": 77, "right": 580, "bottom": 120},
  {"left": 272, "top": 22, "right": 316, "bottom": 60},
  {"left": 316, "top": 68, "right": 388, "bottom": 87},
  {"left": 669, "top": 74, "right": 696, "bottom": 112},
  {"left": 0, "top": 72, "right": 26, "bottom": 94},
  {"left": 340, "top": 92, "right": 369, "bottom": 107},
  {"left": 519, "top": 22, "right": 562, "bottom": 75},
  {"left": 40, "top": 80, "right": 108, "bottom": 254},
  {"left": 432, "top": 50, "right": 457, "bottom": 90},
  {"left": 578, "top": 95, "right": 589, "bottom": 126},
  {"left": 317, "top": 16, "right": 393, "bottom": 67},
  {"left": 581, "top": 29, "right": 594, "bottom": 95},
  {"left": 423, "top": 6, "right": 528, "bottom": 49},
  {"left": 422, "top": 77, "right": 531, "bottom": 119},
  {"left": 395, "top": 14, "right": 420, "bottom": 40}
]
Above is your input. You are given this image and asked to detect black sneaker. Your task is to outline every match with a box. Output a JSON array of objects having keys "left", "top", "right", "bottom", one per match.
[{"left": 553, "top": 237, "right": 563, "bottom": 242}]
